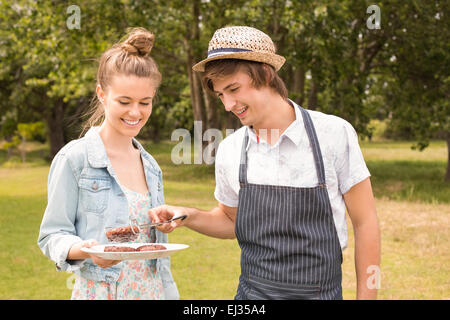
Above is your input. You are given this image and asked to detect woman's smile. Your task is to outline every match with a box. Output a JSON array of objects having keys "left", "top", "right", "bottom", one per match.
[{"left": 121, "top": 118, "right": 141, "bottom": 126}]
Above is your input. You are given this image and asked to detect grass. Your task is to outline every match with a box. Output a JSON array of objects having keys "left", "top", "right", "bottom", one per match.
[
  {"left": 0, "top": 139, "right": 448, "bottom": 299},
  {"left": 360, "top": 140, "right": 449, "bottom": 204}
]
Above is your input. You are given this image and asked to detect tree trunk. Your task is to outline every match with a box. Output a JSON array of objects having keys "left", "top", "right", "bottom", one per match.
[
  {"left": 46, "top": 99, "right": 66, "bottom": 160},
  {"left": 292, "top": 66, "right": 305, "bottom": 106},
  {"left": 307, "top": 75, "right": 318, "bottom": 110},
  {"left": 185, "top": 39, "right": 206, "bottom": 124},
  {"left": 20, "top": 137, "right": 26, "bottom": 163},
  {"left": 446, "top": 135, "right": 450, "bottom": 182},
  {"left": 203, "top": 89, "right": 219, "bottom": 130},
  {"left": 184, "top": 0, "right": 206, "bottom": 128}
]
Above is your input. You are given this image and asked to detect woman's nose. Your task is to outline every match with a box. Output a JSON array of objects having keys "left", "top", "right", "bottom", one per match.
[{"left": 128, "top": 103, "right": 141, "bottom": 117}]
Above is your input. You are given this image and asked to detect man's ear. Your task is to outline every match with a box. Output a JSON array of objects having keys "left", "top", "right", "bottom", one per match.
[{"left": 262, "top": 64, "right": 274, "bottom": 85}]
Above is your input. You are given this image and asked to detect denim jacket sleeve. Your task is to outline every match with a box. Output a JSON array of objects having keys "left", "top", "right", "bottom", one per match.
[{"left": 37, "top": 152, "right": 84, "bottom": 272}]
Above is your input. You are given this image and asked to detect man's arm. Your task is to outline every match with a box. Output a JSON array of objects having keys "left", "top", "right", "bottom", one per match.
[
  {"left": 343, "top": 177, "right": 381, "bottom": 300},
  {"left": 149, "top": 203, "right": 237, "bottom": 239}
]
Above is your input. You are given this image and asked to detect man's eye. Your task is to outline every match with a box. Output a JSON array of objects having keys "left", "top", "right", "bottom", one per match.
[
  {"left": 230, "top": 87, "right": 239, "bottom": 92},
  {"left": 140, "top": 102, "right": 150, "bottom": 106},
  {"left": 119, "top": 101, "right": 129, "bottom": 105}
]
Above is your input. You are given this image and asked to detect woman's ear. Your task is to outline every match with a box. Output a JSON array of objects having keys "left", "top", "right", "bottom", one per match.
[{"left": 96, "top": 84, "right": 105, "bottom": 104}]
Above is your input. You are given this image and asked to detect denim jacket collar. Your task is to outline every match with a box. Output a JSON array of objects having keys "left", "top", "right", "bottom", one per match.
[{"left": 85, "top": 127, "right": 109, "bottom": 169}]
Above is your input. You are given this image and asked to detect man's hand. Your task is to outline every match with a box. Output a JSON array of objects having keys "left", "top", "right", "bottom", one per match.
[
  {"left": 149, "top": 203, "right": 237, "bottom": 239},
  {"left": 148, "top": 205, "right": 189, "bottom": 233}
]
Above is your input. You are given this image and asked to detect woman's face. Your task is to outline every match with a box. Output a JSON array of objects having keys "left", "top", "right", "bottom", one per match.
[{"left": 97, "top": 74, "right": 156, "bottom": 138}]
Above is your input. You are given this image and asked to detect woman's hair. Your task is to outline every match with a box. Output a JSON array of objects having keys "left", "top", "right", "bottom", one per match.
[
  {"left": 202, "top": 59, "right": 288, "bottom": 100},
  {"left": 81, "top": 27, "right": 161, "bottom": 136}
]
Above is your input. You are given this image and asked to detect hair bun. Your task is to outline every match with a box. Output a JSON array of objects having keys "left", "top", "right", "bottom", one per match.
[{"left": 121, "top": 27, "right": 155, "bottom": 57}]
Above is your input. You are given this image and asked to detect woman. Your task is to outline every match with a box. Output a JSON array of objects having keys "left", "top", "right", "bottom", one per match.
[{"left": 38, "top": 27, "right": 179, "bottom": 300}]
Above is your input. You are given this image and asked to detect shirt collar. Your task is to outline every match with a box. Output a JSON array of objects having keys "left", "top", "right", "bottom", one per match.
[{"left": 245, "top": 99, "right": 304, "bottom": 151}]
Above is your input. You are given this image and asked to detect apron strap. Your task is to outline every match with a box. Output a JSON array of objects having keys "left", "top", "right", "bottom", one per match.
[
  {"left": 299, "top": 107, "right": 327, "bottom": 187},
  {"left": 239, "top": 127, "right": 250, "bottom": 185}
]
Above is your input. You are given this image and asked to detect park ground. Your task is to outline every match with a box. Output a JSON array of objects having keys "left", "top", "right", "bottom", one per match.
[{"left": 0, "top": 139, "right": 448, "bottom": 299}]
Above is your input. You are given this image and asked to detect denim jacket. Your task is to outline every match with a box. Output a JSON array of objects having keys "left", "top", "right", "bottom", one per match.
[{"left": 37, "top": 127, "right": 179, "bottom": 299}]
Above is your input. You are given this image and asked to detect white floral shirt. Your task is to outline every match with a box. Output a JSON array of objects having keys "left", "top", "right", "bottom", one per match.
[{"left": 214, "top": 101, "right": 371, "bottom": 250}]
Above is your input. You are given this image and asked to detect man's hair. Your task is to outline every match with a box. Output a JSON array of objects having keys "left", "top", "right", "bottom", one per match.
[{"left": 202, "top": 59, "right": 288, "bottom": 100}]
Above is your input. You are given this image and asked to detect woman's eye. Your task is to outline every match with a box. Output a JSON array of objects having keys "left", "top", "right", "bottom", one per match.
[
  {"left": 119, "top": 101, "right": 129, "bottom": 105},
  {"left": 230, "top": 87, "right": 239, "bottom": 92},
  {"left": 140, "top": 102, "right": 150, "bottom": 106}
]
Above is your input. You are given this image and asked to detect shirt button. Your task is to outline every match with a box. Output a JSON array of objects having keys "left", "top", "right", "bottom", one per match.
[
  {"left": 105, "top": 275, "right": 114, "bottom": 282},
  {"left": 92, "top": 181, "right": 98, "bottom": 190}
]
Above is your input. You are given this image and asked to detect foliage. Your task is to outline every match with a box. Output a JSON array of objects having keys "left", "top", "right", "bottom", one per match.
[
  {"left": 0, "top": 0, "right": 448, "bottom": 178},
  {"left": 1, "top": 121, "right": 46, "bottom": 162}
]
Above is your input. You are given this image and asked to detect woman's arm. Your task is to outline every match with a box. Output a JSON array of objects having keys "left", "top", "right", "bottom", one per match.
[
  {"left": 38, "top": 153, "right": 119, "bottom": 270},
  {"left": 68, "top": 240, "right": 120, "bottom": 269},
  {"left": 38, "top": 153, "right": 84, "bottom": 271}
]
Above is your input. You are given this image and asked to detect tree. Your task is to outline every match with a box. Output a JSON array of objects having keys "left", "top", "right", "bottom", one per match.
[
  {"left": 1, "top": 0, "right": 447, "bottom": 179},
  {"left": 371, "top": 1, "right": 450, "bottom": 181},
  {"left": 16, "top": 122, "right": 45, "bottom": 162},
  {"left": 0, "top": 0, "right": 128, "bottom": 158}
]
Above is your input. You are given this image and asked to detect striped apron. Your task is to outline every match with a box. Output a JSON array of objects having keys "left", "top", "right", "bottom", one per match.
[{"left": 235, "top": 106, "right": 343, "bottom": 300}]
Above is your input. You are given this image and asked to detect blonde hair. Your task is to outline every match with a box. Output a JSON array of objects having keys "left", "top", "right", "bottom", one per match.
[{"left": 81, "top": 27, "right": 161, "bottom": 136}]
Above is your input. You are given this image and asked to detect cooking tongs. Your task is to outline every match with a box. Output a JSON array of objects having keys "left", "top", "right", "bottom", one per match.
[{"left": 132, "top": 215, "right": 188, "bottom": 231}]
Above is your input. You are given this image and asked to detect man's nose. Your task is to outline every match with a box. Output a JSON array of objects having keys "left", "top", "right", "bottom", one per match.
[{"left": 222, "top": 95, "right": 236, "bottom": 112}]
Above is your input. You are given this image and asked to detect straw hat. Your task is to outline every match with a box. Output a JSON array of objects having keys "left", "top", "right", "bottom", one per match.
[{"left": 192, "top": 26, "right": 286, "bottom": 72}]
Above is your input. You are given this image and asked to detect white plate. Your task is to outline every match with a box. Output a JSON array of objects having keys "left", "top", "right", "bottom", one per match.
[{"left": 81, "top": 243, "right": 189, "bottom": 260}]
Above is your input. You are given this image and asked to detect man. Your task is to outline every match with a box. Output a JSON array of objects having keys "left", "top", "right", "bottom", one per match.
[{"left": 150, "top": 26, "right": 380, "bottom": 300}]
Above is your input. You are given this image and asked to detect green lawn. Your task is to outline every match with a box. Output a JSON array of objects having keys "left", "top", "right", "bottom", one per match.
[
  {"left": 0, "top": 139, "right": 448, "bottom": 299},
  {"left": 361, "top": 140, "right": 449, "bottom": 204}
]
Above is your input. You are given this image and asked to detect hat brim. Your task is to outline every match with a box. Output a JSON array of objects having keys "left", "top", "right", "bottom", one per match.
[{"left": 192, "top": 51, "right": 286, "bottom": 72}]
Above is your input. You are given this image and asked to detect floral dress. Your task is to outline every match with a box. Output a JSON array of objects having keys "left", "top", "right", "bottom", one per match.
[{"left": 71, "top": 186, "right": 165, "bottom": 300}]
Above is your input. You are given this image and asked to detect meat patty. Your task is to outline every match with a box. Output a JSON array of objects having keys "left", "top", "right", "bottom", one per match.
[
  {"left": 136, "top": 244, "right": 166, "bottom": 251},
  {"left": 105, "top": 225, "right": 139, "bottom": 242},
  {"left": 104, "top": 246, "right": 136, "bottom": 252}
]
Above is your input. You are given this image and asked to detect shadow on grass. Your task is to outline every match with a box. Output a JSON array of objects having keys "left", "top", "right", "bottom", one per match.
[{"left": 367, "top": 160, "right": 449, "bottom": 203}]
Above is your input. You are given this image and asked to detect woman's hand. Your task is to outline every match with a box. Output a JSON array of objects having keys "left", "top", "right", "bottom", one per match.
[{"left": 69, "top": 239, "right": 121, "bottom": 269}]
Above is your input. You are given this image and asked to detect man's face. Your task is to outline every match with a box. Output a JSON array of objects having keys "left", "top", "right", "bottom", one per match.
[{"left": 212, "top": 70, "right": 271, "bottom": 128}]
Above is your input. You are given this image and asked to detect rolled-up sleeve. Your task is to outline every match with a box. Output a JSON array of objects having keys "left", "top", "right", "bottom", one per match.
[
  {"left": 37, "top": 153, "right": 84, "bottom": 272},
  {"left": 214, "top": 142, "right": 239, "bottom": 207},
  {"left": 334, "top": 120, "right": 371, "bottom": 195}
]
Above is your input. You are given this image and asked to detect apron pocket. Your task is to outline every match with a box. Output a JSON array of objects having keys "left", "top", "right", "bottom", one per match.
[{"left": 247, "top": 275, "right": 320, "bottom": 300}]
